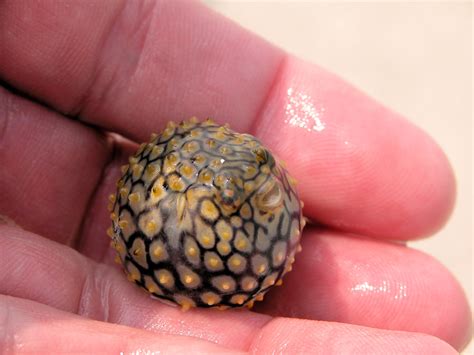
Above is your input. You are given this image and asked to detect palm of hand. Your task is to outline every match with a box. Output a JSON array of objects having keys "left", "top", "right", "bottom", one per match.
[{"left": 0, "top": 1, "right": 471, "bottom": 353}]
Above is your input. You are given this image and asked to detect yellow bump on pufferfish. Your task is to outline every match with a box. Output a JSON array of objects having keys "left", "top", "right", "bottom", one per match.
[
  {"left": 120, "top": 164, "right": 129, "bottom": 174},
  {"left": 184, "top": 275, "right": 195, "bottom": 285},
  {"left": 275, "top": 252, "right": 285, "bottom": 264},
  {"left": 132, "top": 164, "right": 143, "bottom": 178},
  {"left": 235, "top": 238, "right": 248, "bottom": 250},
  {"left": 261, "top": 165, "right": 270, "bottom": 174},
  {"left": 114, "top": 255, "right": 121, "bottom": 264},
  {"left": 177, "top": 297, "right": 194, "bottom": 312},
  {"left": 150, "top": 145, "right": 162, "bottom": 158},
  {"left": 221, "top": 231, "right": 231, "bottom": 241},
  {"left": 109, "top": 212, "right": 117, "bottom": 220},
  {"left": 257, "top": 264, "right": 267, "bottom": 274},
  {"left": 166, "top": 153, "right": 178, "bottom": 163},
  {"left": 145, "top": 220, "right": 157, "bottom": 235},
  {"left": 200, "top": 200, "right": 219, "bottom": 221},
  {"left": 128, "top": 192, "right": 140, "bottom": 204},
  {"left": 208, "top": 256, "right": 220, "bottom": 268},
  {"left": 206, "top": 139, "right": 216, "bottom": 149},
  {"left": 118, "top": 219, "right": 128, "bottom": 229},
  {"left": 230, "top": 295, "right": 246, "bottom": 305},
  {"left": 255, "top": 293, "right": 264, "bottom": 301},
  {"left": 242, "top": 278, "right": 257, "bottom": 291},
  {"left": 168, "top": 175, "right": 184, "bottom": 191},
  {"left": 233, "top": 135, "right": 244, "bottom": 144},
  {"left": 188, "top": 116, "right": 199, "bottom": 124},
  {"left": 244, "top": 181, "right": 254, "bottom": 193},
  {"left": 108, "top": 194, "right": 116, "bottom": 203},
  {"left": 199, "top": 170, "right": 213, "bottom": 184},
  {"left": 301, "top": 217, "right": 307, "bottom": 228},
  {"left": 157, "top": 271, "right": 173, "bottom": 287},
  {"left": 190, "top": 129, "right": 201, "bottom": 138},
  {"left": 217, "top": 241, "right": 230, "bottom": 255},
  {"left": 201, "top": 292, "right": 220, "bottom": 306},
  {"left": 127, "top": 270, "right": 140, "bottom": 282},
  {"left": 176, "top": 194, "right": 186, "bottom": 221},
  {"left": 187, "top": 246, "right": 197, "bottom": 257},
  {"left": 201, "top": 235, "right": 213, "bottom": 247},
  {"left": 245, "top": 300, "right": 255, "bottom": 309},
  {"left": 151, "top": 185, "right": 163, "bottom": 198},
  {"left": 288, "top": 176, "right": 298, "bottom": 186},
  {"left": 137, "top": 143, "right": 146, "bottom": 155},
  {"left": 230, "top": 257, "right": 242, "bottom": 267},
  {"left": 210, "top": 159, "right": 223, "bottom": 169},
  {"left": 119, "top": 187, "right": 128, "bottom": 198},
  {"left": 194, "top": 154, "right": 206, "bottom": 165},
  {"left": 106, "top": 227, "right": 114, "bottom": 238},
  {"left": 180, "top": 164, "right": 194, "bottom": 177},
  {"left": 150, "top": 132, "right": 158, "bottom": 141},
  {"left": 145, "top": 164, "right": 156, "bottom": 176},
  {"left": 114, "top": 242, "right": 123, "bottom": 253},
  {"left": 128, "top": 156, "right": 138, "bottom": 165},
  {"left": 152, "top": 244, "right": 163, "bottom": 258},
  {"left": 276, "top": 279, "right": 283, "bottom": 286},
  {"left": 183, "top": 141, "right": 197, "bottom": 153},
  {"left": 147, "top": 283, "right": 158, "bottom": 294},
  {"left": 166, "top": 121, "right": 177, "bottom": 129},
  {"left": 214, "top": 175, "right": 225, "bottom": 186},
  {"left": 214, "top": 131, "right": 226, "bottom": 140},
  {"left": 133, "top": 246, "right": 143, "bottom": 256}
]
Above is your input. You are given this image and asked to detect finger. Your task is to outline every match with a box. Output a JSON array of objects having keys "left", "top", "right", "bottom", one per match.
[
  {"left": 255, "top": 58, "right": 455, "bottom": 239},
  {"left": 0, "top": 0, "right": 454, "bottom": 240},
  {"left": 254, "top": 228, "right": 472, "bottom": 351},
  {"left": 1, "top": 296, "right": 242, "bottom": 354},
  {"left": 249, "top": 318, "right": 457, "bottom": 354},
  {"left": 2, "top": 223, "right": 471, "bottom": 351},
  {"left": 0, "top": 225, "right": 271, "bottom": 350},
  {"left": 2, "top": 297, "right": 455, "bottom": 355},
  {"left": 0, "top": 0, "right": 283, "bottom": 136},
  {"left": 0, "top": 87, "right": 111, "bottom": 245}
]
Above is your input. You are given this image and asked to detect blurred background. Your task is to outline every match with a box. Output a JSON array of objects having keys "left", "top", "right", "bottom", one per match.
[{"left": 205, "top": 1, "right": 472, "bottom": 351}]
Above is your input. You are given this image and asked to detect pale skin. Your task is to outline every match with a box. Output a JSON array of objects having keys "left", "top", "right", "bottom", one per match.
[{"left": 0, "top": 1, "right": 471, "bottom": 353}]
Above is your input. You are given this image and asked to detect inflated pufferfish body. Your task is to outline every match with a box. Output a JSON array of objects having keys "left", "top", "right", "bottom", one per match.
[{"left": 108, "top": 118, "right": 304, "bottom": 310}]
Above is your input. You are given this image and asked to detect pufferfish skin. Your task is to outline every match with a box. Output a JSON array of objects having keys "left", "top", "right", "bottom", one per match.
[{"left": 108, "top": 118, "right": 305, "bottom": 310}]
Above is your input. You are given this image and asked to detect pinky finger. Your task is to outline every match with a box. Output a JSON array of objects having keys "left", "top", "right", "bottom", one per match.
[{"left": 0, "top": 295, "right": 242, "bottom": 354}]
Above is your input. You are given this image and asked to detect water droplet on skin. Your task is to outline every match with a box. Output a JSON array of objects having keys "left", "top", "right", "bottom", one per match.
[
  {"left": 284, "top": 87, "right": 326, "bottom": 132},
  {"left": 350, "top": 280, "right": 408, "bottom": 300}
]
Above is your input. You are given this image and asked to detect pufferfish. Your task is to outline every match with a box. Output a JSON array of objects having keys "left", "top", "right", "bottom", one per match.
[{"left": 107, "top": 118, "right": 305, "bottom": 310}]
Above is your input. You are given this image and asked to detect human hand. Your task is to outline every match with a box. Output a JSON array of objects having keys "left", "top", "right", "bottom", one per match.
[{"left": 0, "top": 1, "right": 471, "bottom": 353}]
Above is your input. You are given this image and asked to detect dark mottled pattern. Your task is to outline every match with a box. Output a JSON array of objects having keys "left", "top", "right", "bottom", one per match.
[{"left": 109, "top": 118, "right": 303, "bottom": 309}]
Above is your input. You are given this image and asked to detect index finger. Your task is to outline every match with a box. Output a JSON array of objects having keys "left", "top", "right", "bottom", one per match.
[{"left": 0, "top": 0, "right": 455, "bottom": 240}]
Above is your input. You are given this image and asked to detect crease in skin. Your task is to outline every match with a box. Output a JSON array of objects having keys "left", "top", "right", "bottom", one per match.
[
  {"left": 0, "top": 214, "right": 21, "bottom": 228},
  {"left": 350, "top": 280, "right": 408, "bottom": 300},
  {"left": 284, "top": 87, "right": 326, "bottom": 132}
]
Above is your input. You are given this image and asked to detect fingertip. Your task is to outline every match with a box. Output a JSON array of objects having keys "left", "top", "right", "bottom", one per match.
[
  {"left": 256, "top": 230, "right": 472, "bottom": 350},
  {"left": 255, "top": 57, "right": 457, "bottom": 239}
]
